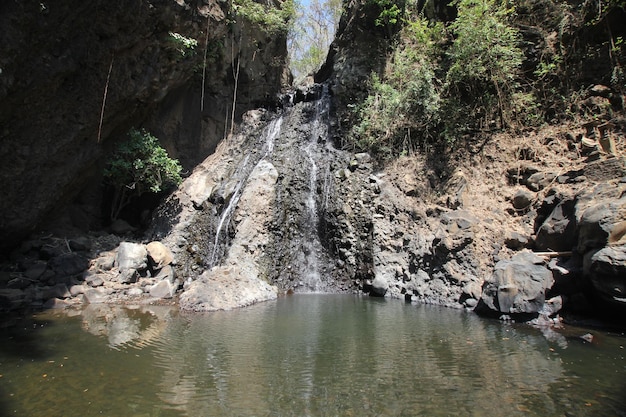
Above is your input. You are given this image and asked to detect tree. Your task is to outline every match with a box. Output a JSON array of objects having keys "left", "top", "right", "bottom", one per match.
[
  {"left": 104, "top": 129, "right": 182, "bottom": 221},
  {"left": 288, "top": 0, "right": 342, "bottom": 80}
]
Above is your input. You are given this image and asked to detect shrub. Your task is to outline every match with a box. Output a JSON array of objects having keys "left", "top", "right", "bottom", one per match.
[
  {"left": 445, "top": 0, "right": 525, "bottom": 131},
  {"left": 104, "top": 129, "right": 182, "bottom": 220}
]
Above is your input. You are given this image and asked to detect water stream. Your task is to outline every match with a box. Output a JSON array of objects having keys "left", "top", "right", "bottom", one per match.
[
  {"left": 299, "top": 91, "right": 332, "bottom": 292},
  {"left": 208, "top": 117, "right": 283, "bottom": 267},
  {"left": 1, "top": 295, "right": 624, "bottom": 417}
]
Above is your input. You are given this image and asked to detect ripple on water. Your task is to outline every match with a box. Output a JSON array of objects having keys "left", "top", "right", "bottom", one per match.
[{"left": 0, "top": 295, "right": 625, "bottom": 417}]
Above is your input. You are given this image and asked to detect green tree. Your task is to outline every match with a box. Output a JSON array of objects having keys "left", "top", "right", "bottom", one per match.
[
  {"left": 104, "top": 129, "right": 182, "bottom": 220},
  {"left": 445, "top": 0, "right": 524, "bottom": 131}
]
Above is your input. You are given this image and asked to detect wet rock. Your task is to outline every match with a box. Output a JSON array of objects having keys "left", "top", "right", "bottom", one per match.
[
  {"left": 69, "top": 284, "right": 88, "bottom": 296},
  {"left": 115, "top": 242, "right": 148, "bottom": 272},
  {"left": 146, "top": 241, "right": 174, "bottom": 270},
  {"left": 478, "top": 251, "right": 553, "bottom": 316}
]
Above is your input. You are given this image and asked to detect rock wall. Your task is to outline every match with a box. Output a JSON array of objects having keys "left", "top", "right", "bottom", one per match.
[{"left": 0, "top": 0, "right": 290, "bottom": 250}]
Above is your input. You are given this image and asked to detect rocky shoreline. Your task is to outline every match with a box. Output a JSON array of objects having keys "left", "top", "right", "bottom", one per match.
[{"left": 1, "top": 84, "right": 625, "bottom": 330}]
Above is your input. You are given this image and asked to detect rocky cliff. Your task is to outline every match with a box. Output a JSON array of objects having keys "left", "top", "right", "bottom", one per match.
[{"left": 0, "top": 0, "right": 290, "bottom": 250}]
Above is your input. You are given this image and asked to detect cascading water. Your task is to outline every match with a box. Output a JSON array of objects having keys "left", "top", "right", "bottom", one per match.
[
  {"left": 209, "top": 117, "right": 283, "bottom": 267},
  {"left": 298, "top": 88, "right": 332, "bottom": 292}
]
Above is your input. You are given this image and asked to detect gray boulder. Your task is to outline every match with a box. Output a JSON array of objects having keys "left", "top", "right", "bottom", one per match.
[
  {"left": 535, "top": 199, "right": 577, "bottom": 252},
  {"left": 577, "top": 198, "right": 626, "bottom": 253},
  {"left": 585, "top": 245, "right": 626, "bottom": 309},
  {"left": 370, "top": 275, "right": 389, "bottom": 297},
  {"left": 149, "top": 279, "right": 179, "bottom": 299},
  {"left": 115, "top": 242, "right": 148, "bottom": 272},
  {"left": 479, "top": 251, "right": 554, "bottom": 315}
]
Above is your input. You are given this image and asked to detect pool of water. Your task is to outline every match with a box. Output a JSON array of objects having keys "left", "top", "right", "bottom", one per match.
[{"left": 0, "top": 294, "right": 625, "bottom": 417}]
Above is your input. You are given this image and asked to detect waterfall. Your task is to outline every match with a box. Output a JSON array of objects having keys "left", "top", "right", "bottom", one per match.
[
  {"left": 299, "top": 89, "right": 331, "bottom": 292},
  {"left": 209, "top": 116, "right": 283, "bottom": 267}
]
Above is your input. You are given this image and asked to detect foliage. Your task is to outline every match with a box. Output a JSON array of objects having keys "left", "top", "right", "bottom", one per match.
[
  {"left": 445, "top": 0, "right": 525, "bottom": 131},
  {"left": 353, "top": 17, "right": 443, "bottom": 155},
  {"left": 351, "top": 0, "right": 530, "bottom": 157},
  {"left": 368, "top": 0, "right": 406, "bottom": 30},
  {"left": 288, "top": 0, "right": 342, "bottom": 79},
  {"left": 233, "top": 0, "right": 296, "bottom": 34},
  {"left": 104, "top": 129, "right": 182, "bottom": 220},
  {"left": 167, "top": 32, "right": 198, "bottom": 57}
]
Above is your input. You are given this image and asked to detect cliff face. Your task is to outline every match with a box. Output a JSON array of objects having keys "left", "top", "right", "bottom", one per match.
[{"left": 0, "top": 0, "right": 289, "bottom": 250}]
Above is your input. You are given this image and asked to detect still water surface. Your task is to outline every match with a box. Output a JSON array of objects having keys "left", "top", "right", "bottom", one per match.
[{"left": 0, "top": 295, "right": 625, "bottom": 417}]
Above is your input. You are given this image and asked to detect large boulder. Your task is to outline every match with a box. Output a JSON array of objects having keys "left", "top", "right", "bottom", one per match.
[
  {"left": 478, "top": 251, "right": 554, "bottom": 316},
  {"left": 577, "top": 198, "right": 626, "bottom": 253},
  {"left": 115, "top": 242, "right": 148, "bottom": 272},
  {"left": 146, "top": 241, "right": 174, "bottom": 270},
  {"left": 179, "top": 266, "right": 277, "bottom": 311},
  {"left": 585, "top": 245, "right": 626, "bottom": 310},
  {"left": 534, "top": 199, "right": 577, "bottom": 252}
]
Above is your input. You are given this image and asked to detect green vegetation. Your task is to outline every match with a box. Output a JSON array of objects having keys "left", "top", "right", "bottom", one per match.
[
  {"left": 351, "top": 0, "right": 533, "bottom": 158},
  {"left": 167, "top": 32, "right": 198, "bottom": 57},
  {"left": 233, "top": 0, "right": 295, "bottom": 34},
  {"left": 104, "top": 129, "right": 182, "bottom": 220}
]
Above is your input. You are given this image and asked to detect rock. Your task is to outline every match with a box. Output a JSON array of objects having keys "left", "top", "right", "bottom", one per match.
[
  {"left": 583, "top": 157, "right": 626, "bottom": 182},
  {"left": 149, "top": 280, "right": 178, "bottom": 299},
  {"left": 82, "top": 288, "right": 109, "bottom": 304},
  {"left": 118, "top": 269, "right": 139, "bottom": 284},
  {"left": 534, "top": 199, "right": 577, "bottom": 252},
  {"left": 154, "top": 265, "right": 175, "bottom": 283},
  {"left": 110, "top": 219, "right": 137, "bottom": 235},
  {"left": 48, "top": 253, "right": 89, "bottom": 279},
  {"left": 85, "top": 274, "right": 105, "bottom": 287},
  {"left": 93, "top": 252, "right": 116, "bottom": 271},
  {"left": 43, "top": 298, "right": 70, "bottom": 309},
  {"left": 504, "top": 232, "right": 529, "bottom": 250},
  {"left": 370, "top": 275, "right": 389, "bottom": 297},
  {"left": 24, "top": 261, "right": 48, "bottom": 280},
  {"left": 68, "top": 237, "right": 91, "bottom": 252},
  {"left": 115, "top": 242, "right": 148, "bottom": 272},
  {"left": 40, "top": 283, "right": 71, "bottom": 300},
  {"left": 0, "top": 289, "right": 26, "bottom": 311},
  {"left": 512, "top": 190, "right": 533, "bottom": 210},
  {"left": 585, "top": 245, "right": 626, "bottom": 310},
  {"left": 525, "top": 172, "right": 557, "bottom": 192},
  {"left": 69, "top": 284, "right": 88, "bottom": 296},
  {"left": 577, "top": 197, "right": 626, "bottom": 253},
  {"left": 180, "top": 266, "right": 278, "bottom": 311},
  {"left": 127, "top": 287, "right": 144, "bottom": 297},
  {"left": 478, "top": 250, "right": 554, "bottom": 316},
  {"left": 146, "top": 241, "right": 174, "bottom": 270}
]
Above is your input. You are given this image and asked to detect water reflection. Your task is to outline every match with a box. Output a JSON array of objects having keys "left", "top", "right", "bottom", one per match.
[{"left": 0, "top": 296, "right": 625, "bottom": 417}]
